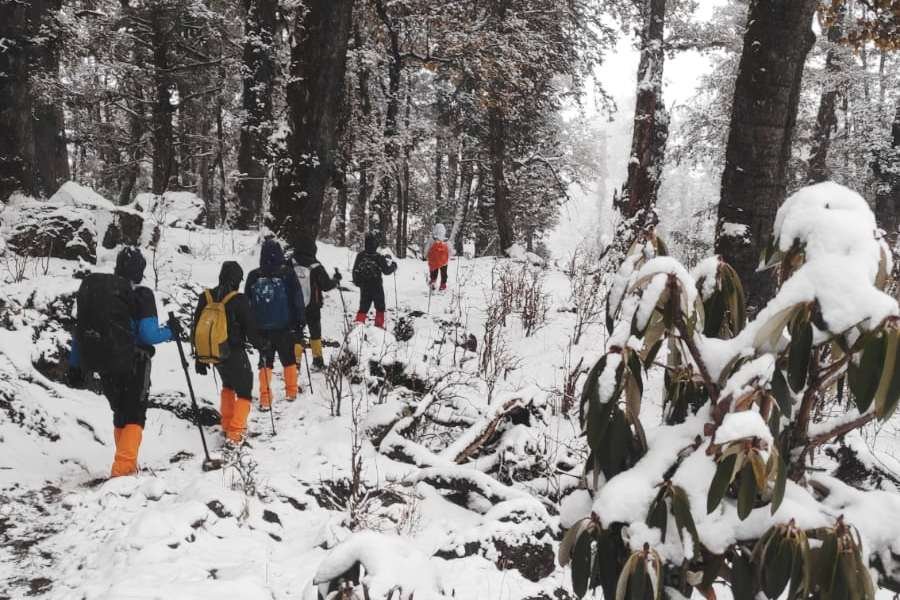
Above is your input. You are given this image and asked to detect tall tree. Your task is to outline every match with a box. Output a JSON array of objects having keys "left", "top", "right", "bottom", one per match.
[
  {"left": 807, "top": 9, "right": 846, "bottom": 184},
  {"left": 715, "top": 0, "right": 818, "bottom": 311},
  {"left": 234, "top": 0, "right": 277, "bottom": 229},
  {"left": 0, "top": 0, "right": 70, "bottom": 200},
  {"left": 874, "top": 103, "right": 900, "bottom": 247},
  {"left": 615, "top": 0, "right": 668, "bottom": 231},
  {"left": 269, "top": 0, "right": 353, "bottom": 251}
]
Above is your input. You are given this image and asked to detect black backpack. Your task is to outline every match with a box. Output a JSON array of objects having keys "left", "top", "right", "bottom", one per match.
[
  {"left": 353, "top": 253, "right": 381, "bottom": 287},
  {"left": 76, "top": 273, "right": 136, "bottom": 374}
]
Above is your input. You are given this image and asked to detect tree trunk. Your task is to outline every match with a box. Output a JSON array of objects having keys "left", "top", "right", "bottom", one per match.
[
  {"left": 807, "top": 11, "right": 845, "bottom": 184},
  {"left": 449, "top": 143, "right": 472, "bottom": 253},
  {"left": 615, "top": 0, "right": 668, "bottom": 230},
  {"left": 269, "top": 0, "right": 353, "bottom": 251},
  {"left": 874, "top": 103, "right": 900, "bottom": 249},
  {"left": 373, "top": 0, "right": 402, "bottom": 242},
  {"left": 234, "top": 0, "right": 277, "bottom": 229},
  {"left": 488, "top": 106, "right": 514, "bottom": 254},
  {"left": 150, "top": 6, "right": 174, "bottom": 195},
  {"left": 0, "top": 0, "right": 69, "bottom": 199},
  {"left": 715, "top": 0, "right": 818, "bottom": 312},
  {"left": 352, "top": 23, "right": 371, "bottom": 243}
]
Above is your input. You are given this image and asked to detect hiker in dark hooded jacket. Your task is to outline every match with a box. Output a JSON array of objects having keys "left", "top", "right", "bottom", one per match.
[
  {"left": 245, "top": 238, "right": 305, "bottom": 409},
  {"left": 192, "top": 261, "right": 266, "bottom": 444},
  {"left": 352, "top": 232, "right": 397, "bottom": 329},
  {"left": 67, "top": 246, "right": 179, "bottom": 477},
  {"left": 291, "top": 238, "right": 341, "bottom": 369}
]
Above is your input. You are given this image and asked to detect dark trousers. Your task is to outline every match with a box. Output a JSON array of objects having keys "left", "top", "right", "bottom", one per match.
[
  {"left": 259, "top": 329, "right": 296, "bottom": 368},
  {"left": 216, "top": 348, "right": 253, "bottom": 398},
  {"left": 101, "top": 352, "right": 151, "bottom": 428},
  {"left": 430, "top": 266, "right": 448, "bottom": 285},
  {"left": 358, "top": 284, "right": 386, "bottom": 313},
  {"left": 305, "top": 304, "right": 322, "bottom": 339}
]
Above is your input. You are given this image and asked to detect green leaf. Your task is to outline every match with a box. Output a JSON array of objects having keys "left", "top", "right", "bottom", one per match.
[
  {"left": 707, "top": 453, "right": 737, "bottom": 514},
  {"left": 731, "top": 549, "right": 755, "bottom": 600},
  {"left": 737, "top": 463, "right": 756, "bottom": 521},
  {"left": 848, "top": 333, "right": 885, "bottom": 414},
  {"left": 571, "top": 528, "right": 593, "bottom": 598},
  {"left": 723, "top": 263, "right": 747, "bottom": 334},
  {"left": 595, "top": 527, "right": 625, "bottom": 600},
  {"left": 579, "top": 355, "right": 607, "bottom": 425},
  {"left": 629, "top": 559, "right": 648, "bottom": 600},
  {"left": 627, "top": 351, "right": 644, "bottom": 396},
  {"left": 771, "top": 453, "right": 787, "bottom": 515},
  {"left": 875, "top": 333, "right": 898, "bottom": 419},
  {"left": 814, "top": 532, "right": 839, "bottom": 594},
  {"left": 763, "top": 535, "right": 792, "bottom": 599},
  {"left": 586, "top": 394, "right": 614, "bottom": 454},
  {"left": 646, "top": 495, "right": 668, "bottom": 543},
  {"left": 670, "top": 486, "right": 700, "bottom": 547},
  {"left": 604, "top": 408, "right": 630, "bottom": 479},
  {"left": 772, "top": 368, "right": 792, "bottom": 418},
  {"left": 703, "top": 292, "right": 726, "bottom": 338},
  {"left": 643, "top": 338, "right": 663, "bottom": 370},
  {"left": 787, "top": 543, "right": 805, "bottom": 600},
  {"left": 559, "top": 519, "right": 589, "bottom": 567},
  {"left": 877, "top": 331, "right": 900, "bottom": 421},
  {"left": 788, "top": 318, "right": 813, "bottom": 392}
]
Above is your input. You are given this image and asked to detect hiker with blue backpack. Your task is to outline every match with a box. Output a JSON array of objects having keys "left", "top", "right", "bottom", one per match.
[{"left": 245, "top": 238, "right": 305, "bottom": 411}]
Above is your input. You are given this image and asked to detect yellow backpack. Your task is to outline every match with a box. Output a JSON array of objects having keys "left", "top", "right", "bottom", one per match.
[{"left": 194, "top": 290, "right": 238, "bottom": 365}]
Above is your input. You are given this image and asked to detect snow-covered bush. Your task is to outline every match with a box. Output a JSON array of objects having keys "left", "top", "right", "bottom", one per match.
[{"left": 561, "top": 183, "right": 900, "bottom": 598}]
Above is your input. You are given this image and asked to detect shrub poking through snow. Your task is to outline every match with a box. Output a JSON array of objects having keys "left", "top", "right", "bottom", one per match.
[{"left": 563, "top": 183, "right": 900, "bottom": 598}]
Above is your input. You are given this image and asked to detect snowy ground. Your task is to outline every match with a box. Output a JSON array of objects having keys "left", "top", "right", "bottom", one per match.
[{"left": 1, "top": 213, "right": 899, "bottom": 599}]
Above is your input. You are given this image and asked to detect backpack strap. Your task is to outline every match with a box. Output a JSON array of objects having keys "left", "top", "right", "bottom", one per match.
[
  {"left": 221, "top": 291, "right": 238, "bottom": 305},
  {"left": 204, "top": 289, "right": 214, "bottom": 304}
]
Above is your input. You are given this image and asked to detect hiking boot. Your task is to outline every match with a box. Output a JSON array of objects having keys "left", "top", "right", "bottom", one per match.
[
  {"left": 312, "top": 356, "right": 326, "bottom": 370},
  {"left": 285, "top": 364, "right": 299, "bottom": 400},
  {"left": 439, "top": 283, "right": 447, "bottom": 291},
  {"left": 110, "top": 424, "right": 142, "bottom": 477}
]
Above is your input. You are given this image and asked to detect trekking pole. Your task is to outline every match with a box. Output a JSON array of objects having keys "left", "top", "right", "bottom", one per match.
[
  {"left": 336, "top": 269, "right": 351, "bottom": 333},
  {"left": 258, "top": 351, "right": 276, "bottom": 436},
  {"left": 303, "top": 346, "right": 314, "bottom": 393},
  {"left": 393, "top": 271, "right": 401, "bottom": 316},
  {"left": 167, "top": 312, "right": 222, "bottom": 472}
]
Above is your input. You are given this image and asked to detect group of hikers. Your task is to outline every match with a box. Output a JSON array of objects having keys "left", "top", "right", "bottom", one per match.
[{"left": 65, "top": 224, "right": 454, "bottom": 478}]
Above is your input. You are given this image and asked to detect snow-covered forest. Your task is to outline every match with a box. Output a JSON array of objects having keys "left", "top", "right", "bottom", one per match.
[{"left": 1, "top": 0, "right": 900, "bottom": 599}]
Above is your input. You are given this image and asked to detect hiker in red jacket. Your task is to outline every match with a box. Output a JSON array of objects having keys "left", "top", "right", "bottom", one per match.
[{"left": 425, "top": 223, "right": 451, "bottom": 291}]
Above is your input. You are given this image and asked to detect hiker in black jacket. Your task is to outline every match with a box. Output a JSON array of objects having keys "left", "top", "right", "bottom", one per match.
[
  {"left": 67, "top": 246, "right": 178, "bottom": 477},
  {"left": 192, "top": 261, "right": 265, "bottom": 444},
  {"left": 353, "top": 232, "right": 397, "bottom": 329},
  {"left": 245, "top": 238, "right": 305, "bottom": 408},
  {"left": 292, "top": 239, "right": 341, "bottom": 369}
]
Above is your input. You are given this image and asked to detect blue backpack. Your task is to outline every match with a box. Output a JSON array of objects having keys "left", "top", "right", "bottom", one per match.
[{"left": 251, "top": 275, "right": 291, "bottom": 331}]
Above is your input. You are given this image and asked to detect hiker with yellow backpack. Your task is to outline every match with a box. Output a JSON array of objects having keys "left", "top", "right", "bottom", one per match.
[{"left": 192, "top": 261, "right": 266, "bottom": 446}]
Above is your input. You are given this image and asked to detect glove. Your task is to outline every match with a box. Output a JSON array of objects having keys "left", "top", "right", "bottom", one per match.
[
  {"left": 195, "top": 362, "right": 208, "bottom": 376},
  {"left": 66, "top": 366, "right": 85, "bottom": 389},
  {"left": 168, "top": 316, "right": 185, "bottom": 340},
  {"left": 333, "top": 269, "right": 342, "bottom": 283}
]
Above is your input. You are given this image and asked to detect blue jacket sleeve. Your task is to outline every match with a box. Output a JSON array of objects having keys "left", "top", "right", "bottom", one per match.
[
  {"left": 137, "top": 316, "right": 173, "bottom": 346},
  {"left": 69, "top": 337, "right": 80, "bottom": 368}
]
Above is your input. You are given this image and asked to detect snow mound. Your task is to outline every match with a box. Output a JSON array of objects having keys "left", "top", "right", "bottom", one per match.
[
  {"left": 135, "top": 191, "right": 206, "bottom": 229},
  {"left": 313, "top": 531, "right": 449, "bottom": 600}
]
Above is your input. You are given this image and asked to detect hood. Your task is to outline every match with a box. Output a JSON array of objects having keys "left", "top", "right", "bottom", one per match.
[
  {"left": 114, "top": 246, "right": 146, "bottom": 284},
  {"left": 218, "top": 261, "right": 244, "bottom": 292},
  {"left": 294, "top": 237, "right": 317, "bottom": 262},
  {"left": 364, "top": 233, "right": 379, "bottom": 253},
  {"left": 432, "top": 223, "right": 446, "bottom": 241},
  {"left": 260, "top": 239, "right": 285, "bottom": 270}
]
